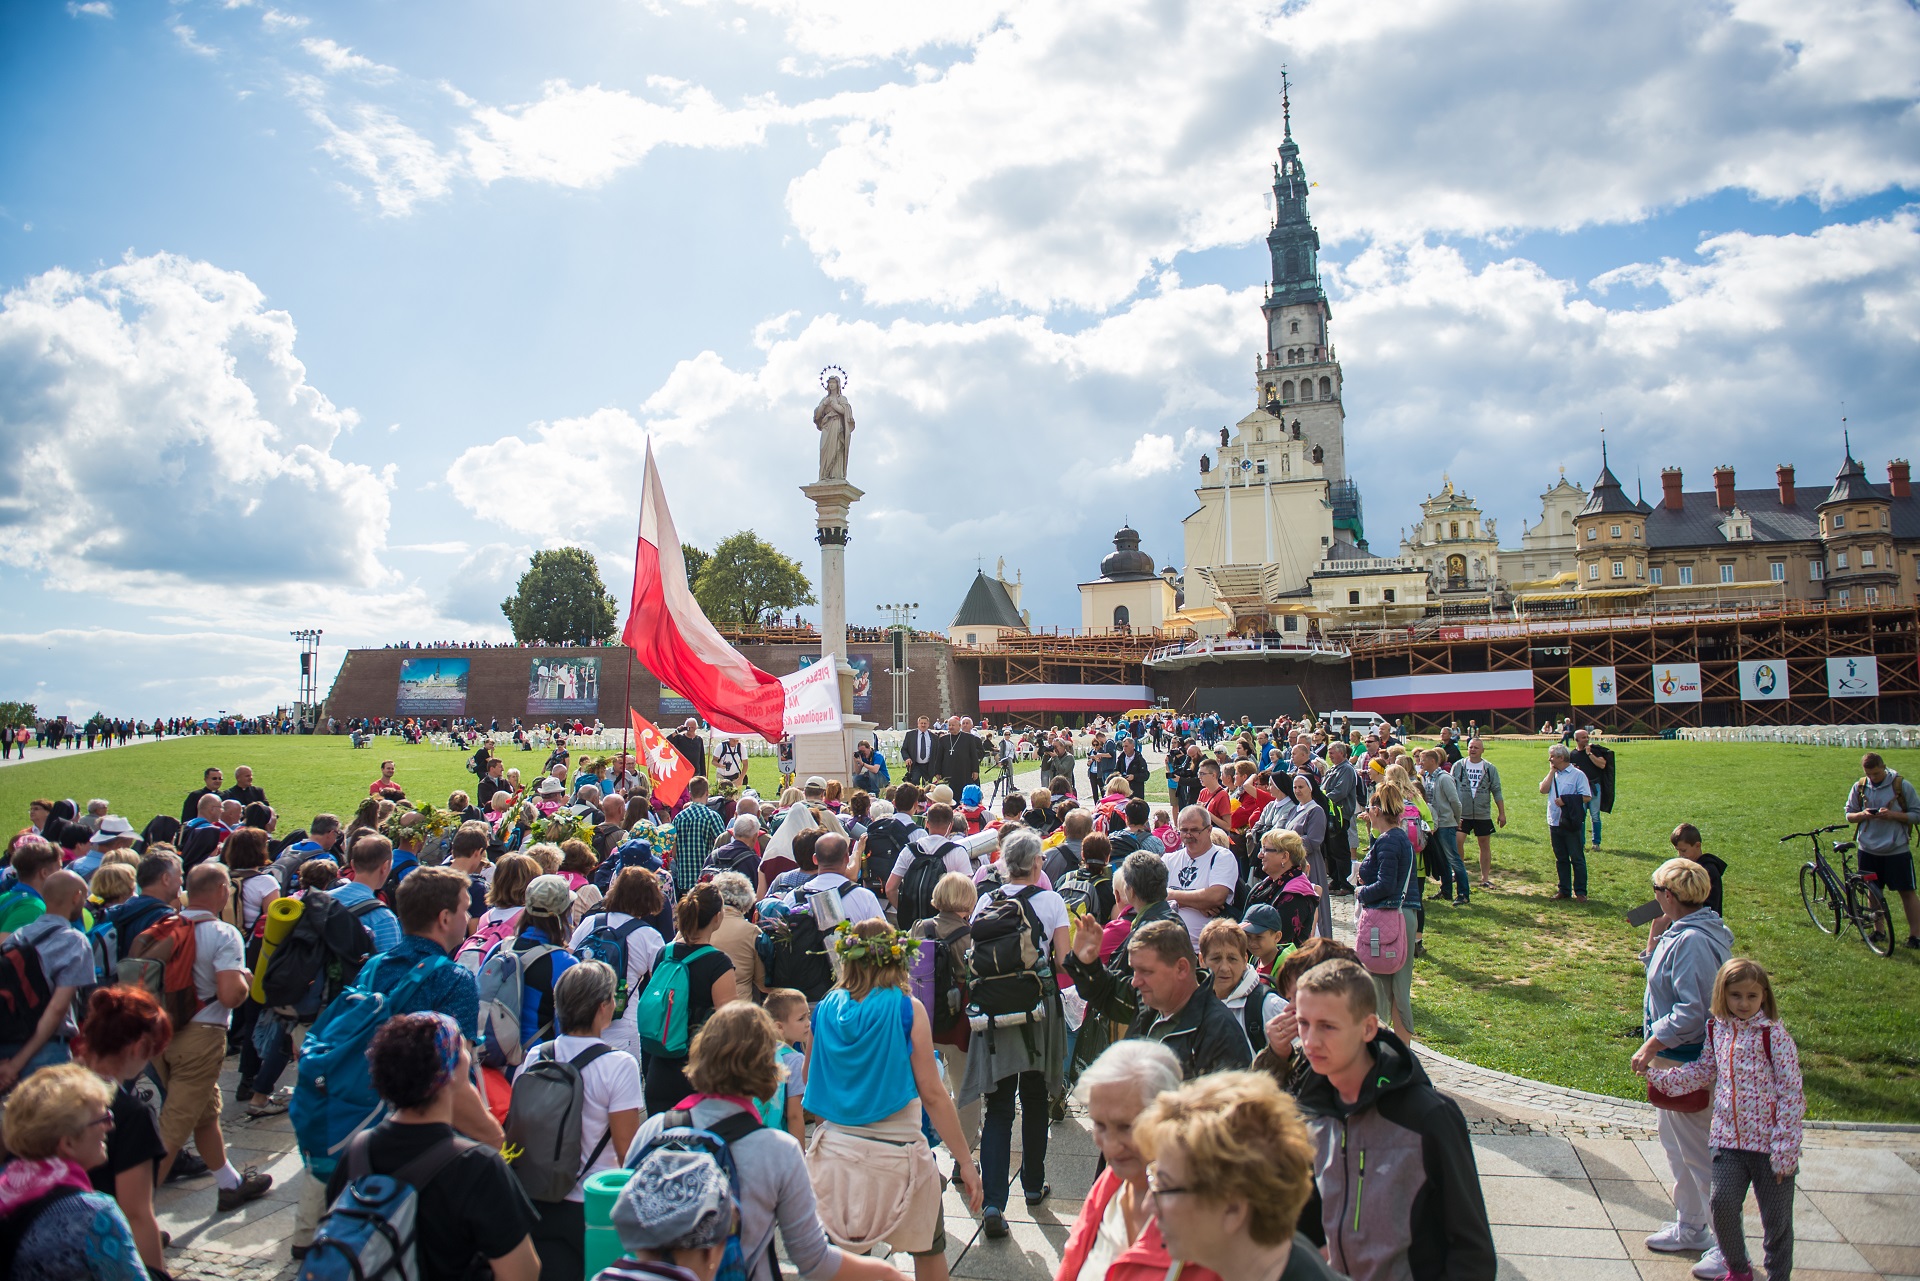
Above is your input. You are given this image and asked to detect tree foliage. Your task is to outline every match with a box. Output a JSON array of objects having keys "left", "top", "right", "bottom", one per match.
[
  {"left": 0, "top": 701, "right": 38, "bottom": 728},
  {"left": 500, "top": 547, "right": 619, "bottom": 644},
  {"left": 693, "top": 532, "right": 816, "bottom": 626},
  {"left": 682, "top": 544, "right": 710, "bottom": 590}
]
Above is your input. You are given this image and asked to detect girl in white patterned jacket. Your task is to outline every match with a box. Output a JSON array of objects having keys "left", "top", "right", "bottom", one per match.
[{"left": 1642, "top": 958, "right": 1804, "bottom": 1281}]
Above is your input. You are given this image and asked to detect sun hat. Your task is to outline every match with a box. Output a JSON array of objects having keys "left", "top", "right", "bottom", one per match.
[
  {"left": 524, "top": 874, "right": 575, "bottom": 917},
  {"left": 928, "top": 784, "right": 954, "bottom": 806},
  {"left": 89, "top": 816, "right": 137, "bottom": 845},
  {"left": 612, "top": 1146, "right": 736, "bottom": 1253},
  {"left": 537, "top": 776, "right": 565, "bottom": 795}
]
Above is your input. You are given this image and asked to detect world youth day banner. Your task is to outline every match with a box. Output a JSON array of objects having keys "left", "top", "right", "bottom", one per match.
[
  {"left": 396, "top": 657, "right": 469, "bottom": 715},
  {"left": 797, "top": 652, "right": 872, "bottom": 713},
  {"left": 528, "top": 656, "right": 601, "bottom": 715},
  {"left": 782, "top": 654, "right": 845, "bottom": 736},
  {"left": 1738, "top": 660, "right": 1789, "bottom": 701}
]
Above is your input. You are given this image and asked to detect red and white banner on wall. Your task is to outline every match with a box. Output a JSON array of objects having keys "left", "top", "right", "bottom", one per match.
[
  {"left": 1350, "top": 670, "right": 1535, "bottom": 714},
  {"left": 978, "top": 683, "right": 1154, "bottom": 714}
]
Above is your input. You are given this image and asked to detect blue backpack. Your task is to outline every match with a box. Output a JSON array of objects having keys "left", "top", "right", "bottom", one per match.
[
  {"left": 633, "top": 944, "right": 716, "bottom": 1059},
  {"left": 571, "top": 914, "right": 648, "bottom": 1016},
  {"left": 291, "top": 953, "right": 451, "bottom": 1181},
  {"left": 297, "top": 1130, "right": 474, "bottom": 1281},
  {"left": 630, "top": 1110, "right": 761, "bottom": 1281},
  {"left": 83, "top": 917, "right": 118, "bottom": 987}
]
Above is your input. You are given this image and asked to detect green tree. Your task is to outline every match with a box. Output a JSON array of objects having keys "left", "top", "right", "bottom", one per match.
[
  {"left": 500, "top": 547, "right": 619, "bottom": 644},
  {"left": 682, "top": 543, "right": 710, "bottom": 591},
  {"left": 0, "top": 701, "right": 37, "bottom": 728},
  {"left": 693, "top": 531, "right": 816, "bottom": 626}
]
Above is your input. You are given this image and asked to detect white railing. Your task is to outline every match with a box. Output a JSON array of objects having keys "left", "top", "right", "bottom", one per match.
[
  {"left": 1146, "top": 635, "right": 1352, "bottom": 664},
  {"left": 1677, "top": 724, "right": 1920, "bottom": 748}
]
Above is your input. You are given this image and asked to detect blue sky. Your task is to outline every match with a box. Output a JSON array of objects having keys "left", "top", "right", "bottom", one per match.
[{"left": 2, "top": 0, "right": 1918, "bottom": 717}]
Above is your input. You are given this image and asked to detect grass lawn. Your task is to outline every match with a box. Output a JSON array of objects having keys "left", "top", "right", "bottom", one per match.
[{"left": 6, "top": 736, "right": 1919, "bottom": 1120}]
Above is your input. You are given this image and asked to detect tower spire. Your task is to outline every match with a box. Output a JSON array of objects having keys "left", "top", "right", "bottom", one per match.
[{"left": 1281, "top": 67, "right": 1292, "bottom": 140}]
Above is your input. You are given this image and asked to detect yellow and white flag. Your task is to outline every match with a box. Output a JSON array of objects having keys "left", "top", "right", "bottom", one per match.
[{"left": 1568, "top": 666, "right": 1616, "bottom": 706}]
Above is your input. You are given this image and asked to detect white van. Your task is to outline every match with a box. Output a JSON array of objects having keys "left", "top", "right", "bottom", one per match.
[{"left": 1322, "top": 710, "right": 1389, "bottom": 739}]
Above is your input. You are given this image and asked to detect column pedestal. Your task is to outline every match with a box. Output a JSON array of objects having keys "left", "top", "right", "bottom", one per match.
[{"left": 795, "top": 479, "right": 874, "bottom": 787}]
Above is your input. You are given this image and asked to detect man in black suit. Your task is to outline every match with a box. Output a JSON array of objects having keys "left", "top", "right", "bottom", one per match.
[
  {"left": 941, "top": 716, "right": 986, "bottom": 793},
  {"left": 904, "top": 715, "right": 939, "bottom": 785},
  {"left": 1113, "top": 735, "right": 1152, "bottom": 798},
  {"left": 668, "top": 718, "right": 707, "bottom": 781}
]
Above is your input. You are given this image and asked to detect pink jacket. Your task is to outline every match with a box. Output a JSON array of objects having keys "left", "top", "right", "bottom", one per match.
[{"left": 1647, "top": 1015, "right": 1804, "bottom": 1174}]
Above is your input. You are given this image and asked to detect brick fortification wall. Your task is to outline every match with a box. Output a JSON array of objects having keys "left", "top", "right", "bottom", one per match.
[{"left": 321, "top": 641, "right": 966, "bottom": 729}]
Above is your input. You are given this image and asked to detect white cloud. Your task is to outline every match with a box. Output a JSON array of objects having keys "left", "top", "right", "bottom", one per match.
[
  {"left": 710, "top": 0, "right": 1013, "bottom": 63},
  {"left": 66, "top": 2, "right": 113, "bottom": 18},
  {"left": 261, "top": 9, "right": 309, "bottom": 32},
  {"left": 460, "top": 79, "right": 779, "bottom": 188},
  {"left": 0, "top": 629, "right": 297, "bottom": 719},
  {"left": 171, "top": 22, "right": 217, "bottom": 56},
  {"left": 0, "top": 252, "right": 393, "bottom": 596},
  {"left": 308, "top": 102, "right": 459, "bottom": 215},
  {"left": 444, "top": 409, "right": 650, "bottom": 541},
  {"left": 301, "top": 37, "right": 395, "bottom": 78}
]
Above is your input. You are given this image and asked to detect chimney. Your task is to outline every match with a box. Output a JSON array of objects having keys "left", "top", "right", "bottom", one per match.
[
  {"left": 1713, "top": 465, "right": 1736, "bottom": 511},
  {"left": 1776, "top": 464, "right": 1795, "bottom": 507},
  {"left": 1890, "top": 459, "right": 1911, "bottom": 499},
  {"left": 1661, "top": 467, "right": 1684, "bottom": 512}
]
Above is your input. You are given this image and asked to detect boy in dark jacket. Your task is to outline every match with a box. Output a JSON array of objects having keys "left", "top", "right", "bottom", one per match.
[{"left": 1292, "top": 958, "right": 1495, "bottom": 1281}]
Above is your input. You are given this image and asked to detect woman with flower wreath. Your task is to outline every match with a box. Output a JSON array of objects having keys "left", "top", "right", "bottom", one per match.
[{"left": 804, "top": 919, "right": 984, "bottom": 1281}]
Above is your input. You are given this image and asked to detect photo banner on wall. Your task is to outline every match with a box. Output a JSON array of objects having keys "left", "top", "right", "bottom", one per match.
[
  {"left": 396, "top": 657, "right": 469, "bottom": 715},
  {"left": 658, "top": 683, "right": 696, "bottom": 718},
  {"left": 1652, "top": 663, "right": 1703, "bottom": 703},
  {"left": 529, "top": 656, "right": 601, "bottom": 715},
  {"left": 1738, "top": 660, "right": 1789, "bottom": 701},
  {"left": 796, "top": 653, "right": 872, "bottom": 714},
  {"left": 1568, "top": 666, "right": 1616, "bottom": 706},
  {"left": 1827, "top": 655, "right": 1879, "bottom": 698}
]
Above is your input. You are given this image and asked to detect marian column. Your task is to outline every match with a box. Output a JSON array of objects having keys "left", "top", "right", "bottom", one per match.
[{"left": 794, "top": 370, "right": 874, "bottom": 785}]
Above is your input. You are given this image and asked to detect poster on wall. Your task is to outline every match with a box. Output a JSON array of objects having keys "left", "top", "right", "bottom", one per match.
[
  {"left": 528, "top": 656, "right": 601, "bottom": 715},
  {"left": 1827, "top": 655, "right": 1879, "bottom": 698},
  {"left": 1652, "top": 663, "right": 1703, "bottom": 703},
  {"left": 1737, "top": 660, "right": 1789, "bottom": 701},
  {"left": 796, "top": 653, "right": 872, "bottom": 714},
  {"left": 396, "top": 657, "right": 469, "bottom": 715},
  {"left": 658, "top": 683, "right": 696, "bottom": 718},
  {"left": 1568, "top": 666, "right": 1616, "bottom": 706}
]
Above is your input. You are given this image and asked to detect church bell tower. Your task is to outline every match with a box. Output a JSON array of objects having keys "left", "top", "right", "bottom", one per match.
[{"left": 1255, "top": 75, "right": 1348, "bottom": 500}]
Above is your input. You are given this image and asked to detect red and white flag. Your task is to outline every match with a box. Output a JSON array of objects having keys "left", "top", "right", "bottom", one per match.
[
  {"left": 622, "top": 442, "right": 786, "bottom": 739},
  {"left": 630, "top": 711, "right": 695, "bottom": 808}
]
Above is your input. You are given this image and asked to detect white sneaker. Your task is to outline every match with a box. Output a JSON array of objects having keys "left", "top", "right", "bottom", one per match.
[
  {"left": 1645, "top": 1222, "right": 1714, "bottom": 1253},
  {"left": 1689, "top": 1246, "right": 1727, "bottom": 1279}
]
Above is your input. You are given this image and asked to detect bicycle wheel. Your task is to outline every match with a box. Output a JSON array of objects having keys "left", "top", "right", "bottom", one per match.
[
  {"left": 1855, "top": 880, "right": 1896, "bottom": 957},
  {"left": 1801, "top": 864, "right": 1840, "bottom": 935}
]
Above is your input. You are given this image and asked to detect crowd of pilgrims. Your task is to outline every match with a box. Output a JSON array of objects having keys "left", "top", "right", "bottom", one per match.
[{"left": 0, "top": 711, "right": 1801, "bottom": 1281}]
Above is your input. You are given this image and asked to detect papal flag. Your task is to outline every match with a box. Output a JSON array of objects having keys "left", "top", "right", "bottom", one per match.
[{"left": 1569, "top": 665, "right": 1617, "bottom": 706}]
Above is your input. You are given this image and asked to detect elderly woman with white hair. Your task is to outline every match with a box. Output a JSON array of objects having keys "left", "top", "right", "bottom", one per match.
[
  {"left": 708, "top": 871, "right": 764, "bottom": 1003},
  {"left": 959, "top": 826, "right": 1071, "bottom": 1241},
  {"left": 1055, "top": 1040, "right": 1222, "bottom": 1281}
]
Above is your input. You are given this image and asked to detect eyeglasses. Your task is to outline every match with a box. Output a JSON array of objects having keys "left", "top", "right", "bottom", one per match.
[
  {"left": 1144, "top": 1164, "right": 1195, "bottom": 1199},
  {"left": 84, "top": 1110, "right": 114, "bottom": 1131}
]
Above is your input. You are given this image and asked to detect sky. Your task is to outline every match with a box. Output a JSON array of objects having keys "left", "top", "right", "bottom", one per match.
[{"left": 2, "top": 0, "right": 1918, "bottom": 718}]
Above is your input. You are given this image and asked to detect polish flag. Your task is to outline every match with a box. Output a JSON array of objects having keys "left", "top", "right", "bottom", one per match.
[
  {"left": 622, "top": 442, "right": 786, "bottom": 739},
  {"left": 630, "top": 711, "right": 695, "bottom": 808}
]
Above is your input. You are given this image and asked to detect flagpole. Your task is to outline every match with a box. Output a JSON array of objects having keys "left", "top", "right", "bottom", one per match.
[{"left": 621, "top": 646, "right": 634, "bottom": 753}]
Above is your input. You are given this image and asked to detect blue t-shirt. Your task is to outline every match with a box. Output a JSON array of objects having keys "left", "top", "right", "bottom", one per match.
[
  {"left": 331, "top": 881, "right": 403, "bottom": 953},
  {"left": 361, "top": 935, "right": 481, "bottom": 1042}
]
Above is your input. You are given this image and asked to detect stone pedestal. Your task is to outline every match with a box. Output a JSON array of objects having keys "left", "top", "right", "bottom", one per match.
[{"left": 795, "top": 479, "right": 875, "bottom": 786}]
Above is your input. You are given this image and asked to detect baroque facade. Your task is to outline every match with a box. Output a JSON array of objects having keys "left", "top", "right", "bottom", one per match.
[{"left": 1400, "top": 479, "right": 1500, "bottom": 599}]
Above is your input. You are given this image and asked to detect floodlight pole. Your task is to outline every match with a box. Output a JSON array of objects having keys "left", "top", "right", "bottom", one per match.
[{"left": 876, "top": 602, "right": 918, "bottom": 731}]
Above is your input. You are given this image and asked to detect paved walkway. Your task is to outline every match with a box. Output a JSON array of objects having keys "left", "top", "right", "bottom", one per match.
[{"left": 0, "top": 736, "right": 167, "bottom": 767}]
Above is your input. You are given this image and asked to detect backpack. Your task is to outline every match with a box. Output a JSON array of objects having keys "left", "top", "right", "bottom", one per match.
[
  {"left": 571, "top": 914, "right": 649, "bottom": 1015},
  {"left": 122, "top": 912, "right": 203, "bottom": 1029},
  {"left": 910, "top": 922, "right": 971, "bottom": 1036},
  {"left": 897, "top": 840, "right": 960, "bottom": 929},
  {"left": 634, "top": 944, "right": 718, "bottom": 1059},
  {"left": 629, "top": 1110, "right": 762, "bottom": 1281},
  {"left": 1239, "top": 981, "right": 1277, "bottom": 1056},
  {"left": 967, "top": 886, "right": 1048, "bottom": 1020},
  {"left": 259, "top": 894, "right": 380, "bottom": 1017},
  {"left": 455, "top": 909, "right": 523, "bottom": 975},
  {"left": 104, "top": 897, "right": 171, "bottom": 962},
  {"left": 222, "top": 868, "right": 270, "bottom": 931},
  {"left": 83, "top": 917, "right": 119, "bottom": 989},
  {"left": 757, "top": 892, "right": 836, "bottom": 1003},
  {"left": 297, "top": 1129, "right": 475, "bottom": 1281},
  {"left": 0, "top": 933, "right": 53, "bottom": 1044},
  {"left": 376, "top": 853, "right": 419, "bottom": 907},
  {"left": 503, "top": 1040, "right": 616, "bottom": 1201},
  {"left": 476, "top": 942, "right": 559, "bottom": 1068},
  {"left": 291, "top": 953, "right": 453, "bottom": 1181},
  {"left": 1057, "top": 863, "right": 1110, "bottom": 922},
  {"left": 858, "top": 816, "right": 915, "bottom": 892}
]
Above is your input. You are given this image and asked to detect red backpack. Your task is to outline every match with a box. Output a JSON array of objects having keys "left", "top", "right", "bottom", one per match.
[{"left": 124, "top": 913, "right": 204, "bottom": 1028}]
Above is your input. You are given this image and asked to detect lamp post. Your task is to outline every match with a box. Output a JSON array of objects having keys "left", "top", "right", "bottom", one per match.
[
  {"left": 876, "top": 603, "right": 919, "bottom": 731},
  {"left": 290, "top": 630, "right": 323, "bottom": 731}
]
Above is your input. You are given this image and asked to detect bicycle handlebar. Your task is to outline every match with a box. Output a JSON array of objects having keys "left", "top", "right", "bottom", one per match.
[{"left": 1779, "top": 824, "right": 1849, "bottom": 842}]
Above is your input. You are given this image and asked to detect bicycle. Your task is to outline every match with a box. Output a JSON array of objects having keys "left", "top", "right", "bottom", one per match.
[{"left": 1785, "top": 823, "right": 1896, "bottom": 958}]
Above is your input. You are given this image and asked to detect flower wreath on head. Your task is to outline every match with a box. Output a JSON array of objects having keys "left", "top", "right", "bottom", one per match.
[{"left": 831, "top": 924, "right": 916, "bottom": 967}]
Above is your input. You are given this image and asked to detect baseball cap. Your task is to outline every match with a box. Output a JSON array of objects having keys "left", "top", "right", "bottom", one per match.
[
  {"left": 1241, "top": 903, "right": 1286, "bottom": 936},
  {"left": 524, "top": 874, "right": 575, "bottom": 917}
]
